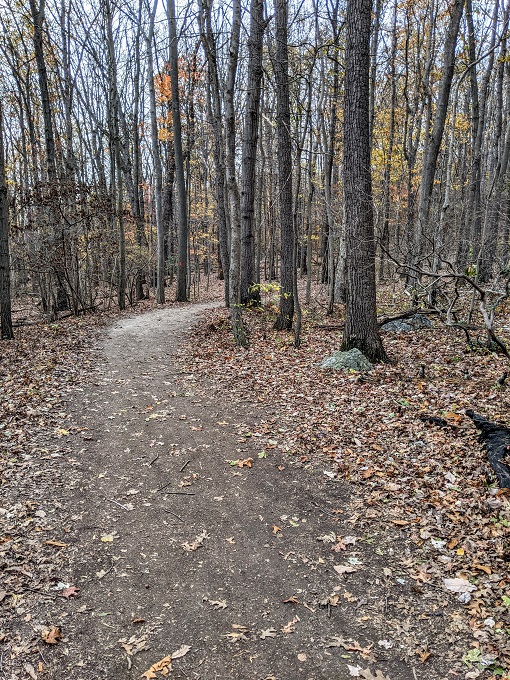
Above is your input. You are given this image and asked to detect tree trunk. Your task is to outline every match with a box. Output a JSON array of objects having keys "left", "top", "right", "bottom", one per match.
[
  {"left": 0, "top": 102, "right": 13, "bottom": 340},
  {"left": 167, "top": 0, "right": 189, "bottom": 302},
  {"left": 274, "top": 0, "right": 294, "bottom": 330},
  {"left": 416, "top": 0, "right": 464, "bottom": 247},
  {"left": 147, "top": 0, "right": 165, "bottom": 304},
  {"left": 199, "top": 0, "right": 230, "bottom": 307},
  {"left": 342, "top": 0, "right": 387, "bottom": 363},
  {"left": 240, "top": 0, "right": 265, "bottom": 306}
]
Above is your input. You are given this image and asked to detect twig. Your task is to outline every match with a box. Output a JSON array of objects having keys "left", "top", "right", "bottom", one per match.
[
  {"left": 179, "top": 460, "right": 191, "bottom": 473},
  {"left": 157, "top": 480, "right": 173, "bottom": 492},
  {"left": 107, "top": 498, "right": 131, "bottom": 511},
  {"left": 18, "top": 587, "right": 56, "bottom": 600},
  {"left": 165, "top": 491, "right": 195, "bottom": 496},
  {"left": 163, "top": 510, "right": 184, "bottom": 522},
  {"left": 149, "top": 453, "right": 160, "bottom": 466}
]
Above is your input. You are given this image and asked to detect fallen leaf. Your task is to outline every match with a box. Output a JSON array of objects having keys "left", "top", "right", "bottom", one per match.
[
  {"left": 142, "top": 655, "right": 172, "bottom": 678},
  {"left": 182, "top": 530, "right": 209, "bottom": 552},
  {"left": 281, "top": 616, "right": 299, "bottom": 634},
  {"left": 358, "top": 670, "right": 392, "bottom": 680},
  {"left": 24, "top": 664, "right": 37, "bottom": 680},
  {"left": 206, "top": 598, "right": 227, "bottom": 610},
  {"left": 171, "top": 645, "right": 191, "bottom": 660},
  {"left": 259, "top": 628, "right": 277, "bottom": 639},
  {"left": 61, "top": 586, "right": 80, "bottom": 599},
  {"left": 41, "top": 626, "right": 61, "bottom": 644},
  {"left": 226, "top": 632, "right": 249, "bottom": 642},
  {"left": 44, "top": 540, "right": 67, "bottom": 548},
  {"left": 334, "top": 564, "right": 358, "bottom": 575},
  {"left": 443, "top": 577, "right": 477, "bottom": 594},
  {"left": 119, "top": 634, "right": 148, "bottom": 656},
  {"left": 272, "top": 525, "right": 282, "bottom": 534},
  {"left": 297, "top": 653, "right": 307, "bottom": 662}
]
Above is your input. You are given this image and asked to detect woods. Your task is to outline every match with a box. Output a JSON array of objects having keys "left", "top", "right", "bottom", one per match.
[
  {"left": 1, "top": 1, "right": 510, "bottom": 676},
  {"left": 0, "top": 0, "right": 508, "bottom": 352}
]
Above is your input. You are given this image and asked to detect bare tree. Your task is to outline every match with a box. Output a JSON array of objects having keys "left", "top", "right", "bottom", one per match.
[
  {"left": 0, "top": 100, "right": 12, "bottom": 340},
  {"left": 240, "top": 0, "right": 266, "bottom": 306},
  {"left": 342, "top": 0, "right": 387, "bottom": 362}
]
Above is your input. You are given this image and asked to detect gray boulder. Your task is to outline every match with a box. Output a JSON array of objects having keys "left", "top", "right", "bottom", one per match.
[
  {"left": 381, "top": 314, "right": 433, "bottom": 333},
  {"left": 380, "top": 320, "right": 414, "bottom": 333},
  {"left": 320, "top": 348, "right": 373, "bottom": 371},
  {"left": 408, "top": 313, "right": 433, "bottom": 329}
]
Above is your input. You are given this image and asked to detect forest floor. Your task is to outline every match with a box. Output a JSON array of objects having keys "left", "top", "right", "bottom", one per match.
[{"left": 1, "top": 284, "right": 509, "bottom": 680}]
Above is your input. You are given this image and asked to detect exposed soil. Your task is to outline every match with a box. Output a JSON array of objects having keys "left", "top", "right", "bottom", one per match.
[{"left": 1, "top": 301, "right": 508, "bottom": 680}]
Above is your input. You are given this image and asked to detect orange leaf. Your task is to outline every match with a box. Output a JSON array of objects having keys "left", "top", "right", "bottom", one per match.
[
  {"left": 44, "top": 540, "right": 67, "bottom": 548},
  {"left": 41, "top": 626, "right": 61, "bottom": 644},
  {"left": 272, "top": 525, "right": 282, "bottom": 534}
]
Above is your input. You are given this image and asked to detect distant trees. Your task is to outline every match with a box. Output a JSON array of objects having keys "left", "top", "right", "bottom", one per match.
[{"left": 0, "top": 0, "right": 508, "bottom": 350}]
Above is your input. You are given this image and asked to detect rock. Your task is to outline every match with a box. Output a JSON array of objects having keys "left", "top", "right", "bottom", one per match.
[
  {"left": 320, "top": 348, "right": 373, "bottom": 371},
  {"left": 380, "top": 320, "right": 414, "bottom": 333},
  {"left": 408, "top": 314, "right": 433, "bottom": 329},
  {"left": 381, "top": 314, "right": 433, "bottom": 333}
]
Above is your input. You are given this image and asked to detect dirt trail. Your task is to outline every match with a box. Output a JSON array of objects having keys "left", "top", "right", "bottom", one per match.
[{"left": 52, "top": 305, "right": 417, "bottom": 680}]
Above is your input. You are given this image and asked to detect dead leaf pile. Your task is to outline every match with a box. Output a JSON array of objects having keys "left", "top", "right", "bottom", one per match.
[{"left": 182, "top": 287, "right": 510, "bottom": 674}]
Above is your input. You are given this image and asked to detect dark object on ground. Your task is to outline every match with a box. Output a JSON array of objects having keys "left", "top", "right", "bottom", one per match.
[
  {"left": 380, "top": 320, "right": 414, "bottom": 333},
  {"left": 497, "top": 371, "right": 508, "bottom": 386},
  {"left": 381, "top": 313, "right": 433, "bottom": 333},
  {"left": 419, "top": 415, "right": 450, "bottom": 428},
  {"left": 465, "top": 410, "right": 510, "bottom": 489},
  {"left": 377, "top": 308, "right": 438, "bottom": 328}
]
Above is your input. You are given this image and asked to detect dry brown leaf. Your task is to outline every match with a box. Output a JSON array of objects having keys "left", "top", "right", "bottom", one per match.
[
  {"left": 61, "top": 586, "right": 80, "bottom": 599},
  {"left": 334, "top": 564, "right": 358, "bottom": 575},
  {"left": 182, "top": 530, "right": 209, "bottom": 552},
  {"left": 237, "top": 457, "right": 253, "bottom": 468},
  {"left": 226, "top": 632, "right": 249, "bottom": 642},
  {"left": 171, "top": 645, "right": 191, "bottom": 660},
  {"left": 41, "top": 626, "right": 61, "bottom": 644},
  {"left": 142, "top": 655, "right": 172, "bottom": 679},
  {"left": 281, "top": 616, "right": 299, "bottom": 634},
  {"left": 44, "top": 540, "right": 67, "bottom": 548},
  {"left": 24, "top": 664, "right": 37, "bottom": 680},
  {"left": 359, "top": 670, "right": 392, "bottom": 680},
  {"left": 119, "top": 634, "right": 148, "bottom": 656}
]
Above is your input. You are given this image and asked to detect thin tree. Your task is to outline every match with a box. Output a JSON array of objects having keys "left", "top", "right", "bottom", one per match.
[
  {"left": 240, "top": 0, "right": 265, "bottom": 306},
  {"left": 0, "top": 101, "right": 13, "bottom": 340},
  {"left": 274, "top": 0, "right": 294, "bottom": 331},
  {"left": 167, "top": 0, "right": 189, "bottom": 302},
  {"left": 341, "top": 0, "right": 387, "bottom": 363},
  {"left": 147, "top": 0, "right": 165, "bottom": 304}
]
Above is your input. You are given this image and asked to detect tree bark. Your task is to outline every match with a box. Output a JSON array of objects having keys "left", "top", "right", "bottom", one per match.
[
  {"left": 147, "top": 0, "right": 165, "bottom": 304},
  {"left": 199, "top": 0, "right": 230, "bottom": 307},
  {"left": 415, "top": 0, "right": 464, "bottom": 250},
  {"left": 0, "top": 101, "right": 13, "bottom": 340},
  {"left": 240, "top": 0, "right": 265, "bottom": 306},
  {"left": 274, "top": 0, "right": 294, "bottom": 330},
  {"left": 167, "top": 0, "right": 189, "bottom": 302},
  {"left": 342, "top": 0, "right": 387, "bottom": 363}
]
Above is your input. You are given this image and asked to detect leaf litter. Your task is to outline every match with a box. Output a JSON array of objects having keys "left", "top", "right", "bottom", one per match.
[{"left": 181, "top": 290, "right": 510, "bottom": 677}]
